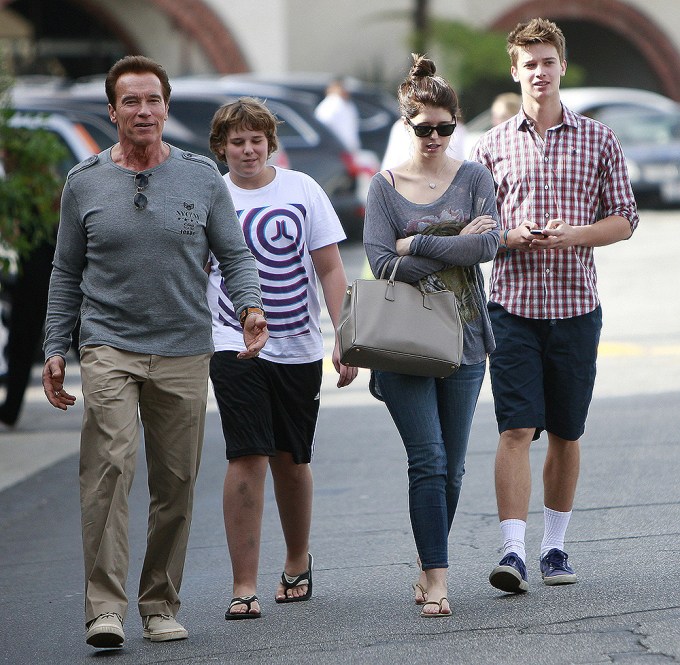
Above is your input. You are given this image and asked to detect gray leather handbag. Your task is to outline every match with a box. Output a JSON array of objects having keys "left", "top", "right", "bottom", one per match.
[{"left": 337, "top": 257, "right": 463, "bottom": 378}]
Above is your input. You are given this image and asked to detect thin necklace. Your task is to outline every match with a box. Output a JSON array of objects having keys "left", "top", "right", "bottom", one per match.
[{"left": 425, "top": 159, "right": 448, "bottom": 189}]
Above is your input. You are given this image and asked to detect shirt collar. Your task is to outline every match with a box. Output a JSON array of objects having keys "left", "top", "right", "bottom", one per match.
[
  {"left": 560, "top": 104, "right": 579, "bottom": 128},
  {"left": 516, "top": 103, "right": 579, "bottom": 132}
]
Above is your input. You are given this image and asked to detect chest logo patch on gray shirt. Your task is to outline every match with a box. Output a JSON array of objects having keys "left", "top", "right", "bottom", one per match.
[{"left": 166, "top": 197, "right": 205, "bottom": 236}]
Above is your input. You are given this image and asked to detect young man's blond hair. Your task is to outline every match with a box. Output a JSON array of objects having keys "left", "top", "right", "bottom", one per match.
[{"left": 506, "top": 17, "right": 566, "bottom": 66}]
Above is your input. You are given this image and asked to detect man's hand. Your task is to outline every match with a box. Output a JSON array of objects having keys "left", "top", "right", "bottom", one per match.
[
  {"left": 237, "top": 314, "right": 269, "bottom": 359},
  {"left": 42, "top": 356, "right": 77, "bottom": 410},
  {"left": 529, "top": 218, "right": 573, "bottom": 250},
  {"left": 508, "top": 220, "right": 559, "bottom": 252}
]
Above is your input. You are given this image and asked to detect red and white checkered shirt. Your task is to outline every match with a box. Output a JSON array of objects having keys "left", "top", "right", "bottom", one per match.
[{"left": 472, "top": 105, "right": 639, "bottom": 319}]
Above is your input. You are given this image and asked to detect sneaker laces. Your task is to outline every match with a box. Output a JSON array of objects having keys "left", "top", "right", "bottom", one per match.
[
  {"left": 99, "top": 612, "right": 122, "bottom": 621},
  {"left": 88, "top": 611, "right": 122, "bottom": 628},
  {"left": 545, "top": 549, "right": 569, "bottom": 569},
  {"left": 145, "top": 613, "right": 173, "bottom": 625}
]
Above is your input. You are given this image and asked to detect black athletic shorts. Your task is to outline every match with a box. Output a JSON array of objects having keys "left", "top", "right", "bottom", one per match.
[{"left": 210, "top": 351, "right": 323, "bottom": 463}]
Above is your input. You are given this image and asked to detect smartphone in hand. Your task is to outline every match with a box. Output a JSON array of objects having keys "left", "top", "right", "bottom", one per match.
[{"left": 530, "top": 229, "right": 546, "bottom": 236}]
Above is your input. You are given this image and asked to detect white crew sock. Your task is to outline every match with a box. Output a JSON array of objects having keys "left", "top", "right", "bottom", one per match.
[
  {"left": 500, "top": 518, "right": 526, "bottom": 562},
  {"left": 541, "top": 506, "right": 572, "bottom": 558}
]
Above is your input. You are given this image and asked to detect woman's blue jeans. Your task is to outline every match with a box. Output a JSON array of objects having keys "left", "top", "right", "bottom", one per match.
[{"left": 374, "top": 361, "right": 486, "bottom": 570}]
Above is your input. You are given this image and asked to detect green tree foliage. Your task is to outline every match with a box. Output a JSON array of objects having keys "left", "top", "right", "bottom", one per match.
[
  {"left": 430, "top": 19, "right": 509, "bottom": 91},
  {"left": 0, "top": 57, "right": 66, "bottom": 275}
]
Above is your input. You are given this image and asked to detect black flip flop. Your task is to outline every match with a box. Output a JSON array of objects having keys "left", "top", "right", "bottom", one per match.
[
  {"left": 225, "top": 594, "right": 261, "bottom": 620},
  {"left": 275, "top": 553, "right": 313, "bottom": 603}
]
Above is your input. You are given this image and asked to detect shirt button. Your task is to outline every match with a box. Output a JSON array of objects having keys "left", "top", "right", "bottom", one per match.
[
  {"left": 544, "top": 213, "right": 550, "bottom": 219},
  {"left": 544, "top": 185, "right": 549, "bottom": 190}
]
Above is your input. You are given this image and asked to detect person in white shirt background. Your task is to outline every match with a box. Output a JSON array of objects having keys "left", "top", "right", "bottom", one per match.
[{"left": 314, "top": 78, "right": 362, "bottom": 154}]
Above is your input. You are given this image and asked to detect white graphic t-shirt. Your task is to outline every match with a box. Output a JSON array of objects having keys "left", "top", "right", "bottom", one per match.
[{"left": 207, "top": 167, "right": 346, "bottom": 363}]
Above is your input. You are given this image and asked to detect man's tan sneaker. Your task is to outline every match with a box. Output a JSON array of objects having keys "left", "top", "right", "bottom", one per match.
[
  {"left": 85, "top": 612, "right": 124, "bottom": 648},
  {"left": 142, "top": 614, "right": 188, "bottom": 642}
]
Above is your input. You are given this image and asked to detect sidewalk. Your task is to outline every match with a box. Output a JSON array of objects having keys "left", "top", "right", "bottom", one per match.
[
  {"left": 1, "top": 382, "right": 679, "bottom": 664},
  {"left": 1, "top": 214, "right": 680, "bottom": 663},
  {"left": 2, "top": 320, "right": 678, "bottom": 494}
]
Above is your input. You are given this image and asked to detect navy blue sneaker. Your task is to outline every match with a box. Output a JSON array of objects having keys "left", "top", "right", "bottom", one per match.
[
  {"left": 540, "top": 548, "right": 577, "bottom": 585},
  {"left": 489, "top": 553, "right": 528, "bottom": 593}
]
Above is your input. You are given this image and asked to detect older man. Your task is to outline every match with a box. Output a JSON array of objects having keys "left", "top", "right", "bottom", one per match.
[{"left": 41, "top": 55, "right": 268, "bottom": 649}]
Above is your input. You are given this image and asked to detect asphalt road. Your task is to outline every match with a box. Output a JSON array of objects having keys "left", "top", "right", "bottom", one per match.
[{"left": 1, "top": 211, "right": 679, "bottom": 664}]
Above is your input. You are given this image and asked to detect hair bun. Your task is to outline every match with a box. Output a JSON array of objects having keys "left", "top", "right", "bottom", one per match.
[
  {"left": 397, "top": 52, "right": 458, "bottom": 120},
  {"left": 408, "top": 53, "right": 436, "bottom": 79}
]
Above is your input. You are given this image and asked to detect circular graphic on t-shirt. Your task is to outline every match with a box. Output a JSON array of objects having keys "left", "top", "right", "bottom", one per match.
[{"left": 241, "top": 204, "right": 311, "bottom": 339}]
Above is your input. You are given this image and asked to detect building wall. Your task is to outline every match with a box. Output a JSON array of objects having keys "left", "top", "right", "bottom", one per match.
[
  {"left": 4, "top": 0, "right": 680, "bottom": 96},
  {"left": 73, "top": 0, "right": 250, "bottom": 75},
  {"left": 88, "top": 0, "right": 200, "bottom": 73},
  {"left": 215, "top": 0, "right": 289, "bottom": 72},
  {"left": 201, "top": 1, "right": 680, "bottom": 77},
  {"left": 206, "top": 0, "right": 414, "bottom": 82}
]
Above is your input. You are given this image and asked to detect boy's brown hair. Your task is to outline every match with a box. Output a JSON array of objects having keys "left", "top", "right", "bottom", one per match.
[
  {"left": 209, "top": 97, "right": 280, "bottom": 162},
  {"left": 506, "top": 18, "right": 566, "bottom": 67}
]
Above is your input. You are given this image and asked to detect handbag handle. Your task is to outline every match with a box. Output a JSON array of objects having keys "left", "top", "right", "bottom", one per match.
[
  {"left": 381, "top": 256, "right": 403, "bottom": 304},
  {"left": 378, "top": 255, "right": 404, "bottom": 282},
  {"left": 381, "top": 257, "right": 434, "bottom": 311}
]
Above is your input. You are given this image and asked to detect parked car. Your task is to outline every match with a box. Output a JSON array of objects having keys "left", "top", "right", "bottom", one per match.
[
  {"left": 5, "top": 110, "right": 100, "bottom": 178},
  {"left": 463, "top": 86, "right": 680, "bottom": 157},
  {"left": 152, "top": 77, "right": 368, "bottom": 238},
  {"left": 595, "top": 106, "right": 680, "bottom": 207},
  {"left": 9, "top": 86, "right": 275, "bottom": 172},
  {"left": 14, "top": 76, "right": 367, "bottom": 238},
  {"left": 224, "top": 72, "right": 401, "bottom": 158}
]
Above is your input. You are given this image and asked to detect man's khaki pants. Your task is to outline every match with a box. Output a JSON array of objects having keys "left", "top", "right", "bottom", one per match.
[{"left": 78, "top": 345, "right": 211, "bottom": 625}]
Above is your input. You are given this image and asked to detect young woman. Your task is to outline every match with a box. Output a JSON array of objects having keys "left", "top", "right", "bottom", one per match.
[
  {"left": 207, "top": 97, "right": 357, "bottom": 619},
  {"left": 363, "top": 54, "right": 500, "bottom": 617}
]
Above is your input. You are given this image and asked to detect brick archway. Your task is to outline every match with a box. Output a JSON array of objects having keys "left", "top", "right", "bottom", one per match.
[
  {"left": 492, "top": 0, "right": 680, "bottom": 101},
  {"left": 1, "top": 0, "right": 249, "bottom": 74},
  {"left": 148, "top": 0, "right": 249, "bottom": 73}
]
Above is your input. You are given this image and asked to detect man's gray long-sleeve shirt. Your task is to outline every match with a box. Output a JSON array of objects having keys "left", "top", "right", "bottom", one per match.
[{"left": 44, "top": 145, "right": 262, "bottom": 359}]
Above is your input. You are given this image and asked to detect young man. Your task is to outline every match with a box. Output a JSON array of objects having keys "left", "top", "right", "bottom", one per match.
[
  {"left": 471, "top": 18, "right": 638, "bottom": 593},
  {"left": 41, "top": 57, "right": 268, "bottom": 649}
]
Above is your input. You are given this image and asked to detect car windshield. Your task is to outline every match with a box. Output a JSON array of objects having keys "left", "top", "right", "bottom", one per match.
[{"left": 599, "top": 108, "right": 680, "bottom": 146}]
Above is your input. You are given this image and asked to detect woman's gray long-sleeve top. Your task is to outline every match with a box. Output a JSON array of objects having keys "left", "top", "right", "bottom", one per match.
[{"left": 363, "top": 160, "right": 500, "bottom": 365}]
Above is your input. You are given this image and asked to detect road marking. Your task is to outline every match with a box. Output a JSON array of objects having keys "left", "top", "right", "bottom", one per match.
[
  {"left": 598, "top": 342, "right": 680, "bottom": 357},
  {"left": 323, "top": 342, "right": 680, "bottom": 370}
]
